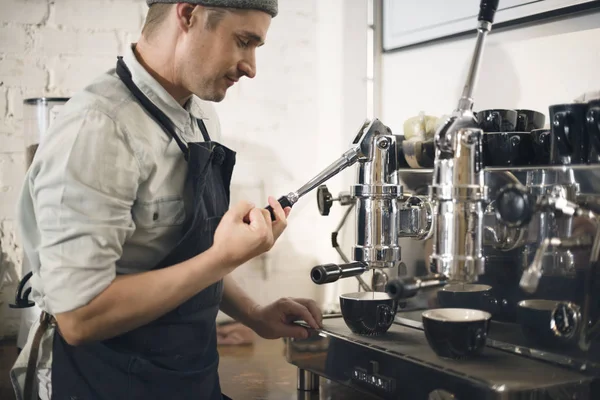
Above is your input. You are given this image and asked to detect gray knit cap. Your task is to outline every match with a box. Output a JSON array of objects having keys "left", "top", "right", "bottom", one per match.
[{"left": 146, "top": 0, "right": 278, "bottom": 17}]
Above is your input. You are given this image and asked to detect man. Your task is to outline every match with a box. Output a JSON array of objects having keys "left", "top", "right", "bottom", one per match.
[{"left": 10, "top": 1, "right": 323, "bottom": 399}]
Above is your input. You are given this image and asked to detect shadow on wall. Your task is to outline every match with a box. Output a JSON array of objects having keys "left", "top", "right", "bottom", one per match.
[
  {"left": 471, "top": 44, "right": 522, "bottom": 111},
  {"left": 226, "top": 139, "right": 326, "bottom": 306}
]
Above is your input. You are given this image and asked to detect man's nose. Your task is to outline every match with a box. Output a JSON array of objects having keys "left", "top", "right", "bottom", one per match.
[{"left": 238, "top": 54, "right": 256, "bottom": 79}]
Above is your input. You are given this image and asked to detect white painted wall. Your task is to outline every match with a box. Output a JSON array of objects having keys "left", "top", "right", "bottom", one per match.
[
  {"left": 0, "top": 0, "right": 368, "bottom": 337},
  {"left": 381, "top": 9, "right": 600, "bottom": 132},
  {"left": 380, "top": 8, "right": 600, "bottom": 272}
]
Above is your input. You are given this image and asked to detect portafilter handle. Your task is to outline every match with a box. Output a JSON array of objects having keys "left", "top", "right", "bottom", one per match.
[
  {"left": 310, "top": 262, "right": 368, "bottom": 284},
  {"left": 385, "top": 275, "right": 448, "bottom": 300}
]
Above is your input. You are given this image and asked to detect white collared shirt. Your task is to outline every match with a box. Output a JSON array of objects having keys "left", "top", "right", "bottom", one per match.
[{"left": 11, "top": 44, "right": 223, "bottom": 400}]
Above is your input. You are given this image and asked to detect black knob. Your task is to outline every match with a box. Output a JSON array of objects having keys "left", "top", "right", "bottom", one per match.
[
  {"left": 495, "top": 184, "right": 534, "bottom": 228},
  {"left": 317, "top": 185, "right": 333, "bottom": 216},
  {"left": 478, "top": 0, "right": 500, "bottom": 24},
  {"left": 385, "top": 278, "right": 419, "bottom": 300}
]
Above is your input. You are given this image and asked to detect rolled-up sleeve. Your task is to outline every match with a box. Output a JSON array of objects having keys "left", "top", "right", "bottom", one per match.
[{"left": 31, "top": 108, "right": 141, "bottom": 314}]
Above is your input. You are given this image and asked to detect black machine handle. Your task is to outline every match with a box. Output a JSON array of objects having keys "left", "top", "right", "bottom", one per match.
[
  {"left": 478, "top": 0, "right": 500, "bottom": 23},
  {"left": 385, "top": 274, "right": 448, "bottom": 301},
  {"left": 265, "top": 196, "right": 294, "bottom": 221},
  {"left": 495, "top": 184, "right": 535, "bottom": 228},
  {"left": 311, "top": 262, "right": 367, "bottom": 284}
]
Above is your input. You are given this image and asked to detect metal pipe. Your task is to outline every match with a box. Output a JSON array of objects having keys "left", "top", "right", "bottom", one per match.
[{"left": 297, "top": 369, "right": 319, "bottom": 392}]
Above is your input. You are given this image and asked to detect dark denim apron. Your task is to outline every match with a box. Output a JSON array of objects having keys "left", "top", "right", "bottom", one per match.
[{"left": 50, "top": 57, "right": 236, "bottom": 400}]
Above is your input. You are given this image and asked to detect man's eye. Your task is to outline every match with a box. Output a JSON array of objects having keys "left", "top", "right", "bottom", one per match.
[{"left": 238, "top": 39, "right": 249, "bottom": 48}]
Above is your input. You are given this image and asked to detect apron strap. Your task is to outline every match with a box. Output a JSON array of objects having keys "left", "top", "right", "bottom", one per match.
[
  {"left": 197, "top": 119, "right": 211, "bottom": 142},
  {"left": 24, "top": 312, "right": 54, "bottom": 400},
  {"left": 115, "top": 56, "right": 190, "bottom": 161}
]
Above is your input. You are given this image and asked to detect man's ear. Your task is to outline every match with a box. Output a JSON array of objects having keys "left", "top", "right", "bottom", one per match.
[{"left": 174, "top": 3, "right": 197, "bottom": 33}]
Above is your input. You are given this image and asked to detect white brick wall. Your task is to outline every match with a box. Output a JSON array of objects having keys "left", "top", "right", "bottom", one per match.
[{"left": 0, "top": 0, "right": 369, "bottom": 337}]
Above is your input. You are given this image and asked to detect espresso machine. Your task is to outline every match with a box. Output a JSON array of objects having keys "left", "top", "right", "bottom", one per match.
[{"left": 276, "top": 0, "right": 600, "bottom": 398}]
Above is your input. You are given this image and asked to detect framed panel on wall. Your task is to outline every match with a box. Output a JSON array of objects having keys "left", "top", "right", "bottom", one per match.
[{"left": 383, "top": 0, "right": 600, "bottom": 52}]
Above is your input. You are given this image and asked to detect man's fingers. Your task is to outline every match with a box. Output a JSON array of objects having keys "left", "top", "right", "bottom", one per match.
[
  {"left": 248, "top": 208, "right": 269, "bottom": 231},
  {"left": 284, "top": 300, "right": 320, "bottom": 330},
  {"left": 276, "top": 325, "right": 309, "bottom": 339},
  {"left": 230, "top": 200, "right": 255, "bottom": 220},
  {"left": 293, "top": 298, "right": 323, "bottom": 328},
  {"left": 268, "top": 196, "right": 286, "bottom": 222}
]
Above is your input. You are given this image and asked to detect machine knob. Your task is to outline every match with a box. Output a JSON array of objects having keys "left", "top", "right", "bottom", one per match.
[
  {"left": 495, "top": 185, "right": 534, "bottom": 228},
  {"left": 478, "top": 0, "right": 499, "bottom": 24},
  {"left": 317, "top": 185, "right": 333, "bottom": 216}
]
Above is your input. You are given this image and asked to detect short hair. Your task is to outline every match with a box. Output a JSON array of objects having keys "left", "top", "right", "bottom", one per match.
[
  {"left": 141, "top": 3, "right": 173, "bottom": 39},
  {"left": 141, "top": 5, "right": 229, "bottom": 39},
  {"left": 204, "top": 7, "right": 228, "bottom": 31}
]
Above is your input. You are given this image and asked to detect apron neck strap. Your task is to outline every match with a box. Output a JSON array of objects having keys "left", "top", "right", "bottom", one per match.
[{"left": 116, "top": 56, "right": 192, "bottom": 160}]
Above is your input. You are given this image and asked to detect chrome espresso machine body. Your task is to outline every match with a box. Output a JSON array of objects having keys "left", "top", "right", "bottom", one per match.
[{"left": 278, "top": 1, "right": 600, "bottom": 398}]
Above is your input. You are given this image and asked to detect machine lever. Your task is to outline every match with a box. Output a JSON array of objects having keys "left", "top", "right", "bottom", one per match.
[{"left": 478, "top": 0, "right": 500, "bottom": 24}]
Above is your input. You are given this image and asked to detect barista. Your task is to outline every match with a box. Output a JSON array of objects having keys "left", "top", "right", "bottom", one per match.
[{"left": 10, "top": 1, "right": 323, "bottom": 399}]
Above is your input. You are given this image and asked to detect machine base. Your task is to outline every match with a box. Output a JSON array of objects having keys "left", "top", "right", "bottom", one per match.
[{"left": 285, "top": 315, "right": 598, "bottom": 400}]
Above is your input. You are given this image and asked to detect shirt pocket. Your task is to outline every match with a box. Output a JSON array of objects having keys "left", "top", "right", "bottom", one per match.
[{"left": 132, "top": 196, "right": 186, "bottom": 229}]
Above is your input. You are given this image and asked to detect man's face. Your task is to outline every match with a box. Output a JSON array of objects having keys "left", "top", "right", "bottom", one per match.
[{"left": 177, "top": 8, "right": 271, "bottom": 102}]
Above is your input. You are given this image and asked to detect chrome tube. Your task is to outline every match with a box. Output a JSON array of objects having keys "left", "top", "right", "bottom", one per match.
[{"left": 352, "top": 126, "right": 403, "bottom": 269}]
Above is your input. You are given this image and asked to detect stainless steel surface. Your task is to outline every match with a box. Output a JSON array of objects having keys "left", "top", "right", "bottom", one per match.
[
  {"left": 457, "top": 20, "right": 492, "bottom": 112},
  {"left": 293, "top": 147, "right": 360, "bottom": 201},
  {"left": 351, "top": 119, "right": 404, "bottom": 269},
  {"left": 398, "top": 195, "right": 433, "bottom": 240},
  {"left": 428, "top": 4, "right": 492, "bottom": 284},
  {"left": 297, "top": 369, "right": 320, "bottom": 392},
  {"left": 430, "top": 127, "right": 487, "bottom": 283}
]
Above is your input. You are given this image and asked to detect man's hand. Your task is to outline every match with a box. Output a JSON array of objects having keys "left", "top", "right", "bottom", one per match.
[
  {"left": 212, "top": 197, "right": 291, "bottom": 270},
  {"left": 247, "top": 298, "right": 323, "bottom": 340}
]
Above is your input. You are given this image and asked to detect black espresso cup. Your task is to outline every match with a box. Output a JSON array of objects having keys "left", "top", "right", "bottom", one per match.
[
  {"left": 477, "top": 109, "right": 518, "bottom": 132},
  {"left": 549, "top": 103, "right": 590, "bottom": 165},
  {"left": 483, "top": 132, "right": 534, "bottom": 166},
  {"left": 531, "top": 128, "right": 551, "bottom": 165},
  {"left": 517, "top": 299, "right": 570, "bottom": 348},
  {"left": 515, "top": 109, "right": 546, "bottom": 132},
  {"left": 340, "top": 292, "right": 398, "bottom": 336},
  {"left": 587, "top": 99, "right": 600, "bottom": 163},
  {"left": 437, "top": 284, "right": 502, "bottom": 316},
  {"left": 422, "top": 308, "right": 491, "bottom": 360}
]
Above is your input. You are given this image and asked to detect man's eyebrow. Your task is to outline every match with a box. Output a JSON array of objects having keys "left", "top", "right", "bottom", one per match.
[{"left": 239, "top": 30, "right": 265, "bottom": 46}]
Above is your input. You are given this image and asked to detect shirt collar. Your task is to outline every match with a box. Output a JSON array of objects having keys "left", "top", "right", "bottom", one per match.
[{"left": 122, "top": 44, "right": 208, "bottom": 132}]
